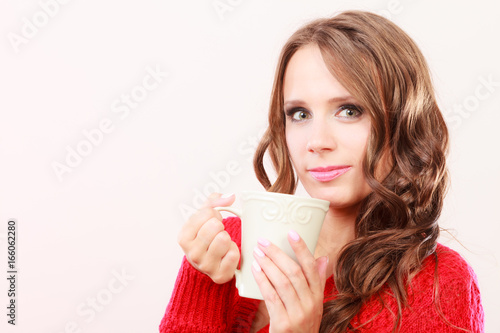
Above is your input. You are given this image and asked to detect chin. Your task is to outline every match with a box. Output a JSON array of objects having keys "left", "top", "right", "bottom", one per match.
[
  {"left": 303, "top": 185, "right": 369, "bottom": 210},
  {"left": 303, "top": 185, "right": 339, "bottom": 203}
]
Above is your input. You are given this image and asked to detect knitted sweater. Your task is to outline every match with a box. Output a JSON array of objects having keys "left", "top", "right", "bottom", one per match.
[{"left": 160, "top": 217, "right": 484, "bottom": 332}]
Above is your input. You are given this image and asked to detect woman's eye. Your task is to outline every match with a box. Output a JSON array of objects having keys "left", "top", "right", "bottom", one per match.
[
  {"left": 292, "top": 110, "right": 309, "bottom": 121},
  {"left": 285, "top": 108, "right": 310, "bottom": 122},
  {"left": 336, "top": 105, "right": 362, "bottom": 119}
]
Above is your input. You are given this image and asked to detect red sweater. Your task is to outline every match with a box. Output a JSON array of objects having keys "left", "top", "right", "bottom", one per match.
[{"left": 160, "top": 217, "right": 484, "bottom": 332}]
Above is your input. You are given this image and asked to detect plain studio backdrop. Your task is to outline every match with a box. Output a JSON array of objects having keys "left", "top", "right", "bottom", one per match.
[{"left": 0, "top": 0, "right": 499, "bottom": 332}]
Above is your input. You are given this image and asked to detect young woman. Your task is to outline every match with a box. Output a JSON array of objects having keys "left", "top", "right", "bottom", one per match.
[{"left": 160, "top": 10, "right": 484, "bottom": 332}]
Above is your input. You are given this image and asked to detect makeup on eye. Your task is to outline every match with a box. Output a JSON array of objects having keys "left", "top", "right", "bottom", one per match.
[
  {"left": 284, "top": 104, "right": 364, "bottom": 122},
  {"left": 285, "top": 107, "right": 310, "bottom": 122},
  {"left": 336, "top": 104, "right": 363, "bottom": 119}
]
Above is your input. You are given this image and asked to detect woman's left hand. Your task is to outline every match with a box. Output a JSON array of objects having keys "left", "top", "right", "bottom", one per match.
[{"left": 252, "top": 230, "right": 329, "bottom": 333}]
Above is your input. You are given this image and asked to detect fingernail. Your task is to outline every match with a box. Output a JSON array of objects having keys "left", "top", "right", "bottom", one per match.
[
  {"left": 220, "top": 193, "right": 235, "bottom": 199},
  {"left": 288, "top": 230, "right": 300, "bottom": 242},
  {"left": 257, "top": 238, "right": 270, "bottom": 247},
  {"left": 252, "top": 260, "right": 261, "bottom": 272},
  {"left": 254, "top": 247, "right": 265, "bottom": 258}
]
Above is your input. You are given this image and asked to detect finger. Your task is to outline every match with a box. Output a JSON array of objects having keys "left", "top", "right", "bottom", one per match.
[
  {"left": 201, "top": 193, "right": 236, "bottom": 221},
  {"left": 251, "top": 259, "right": 288, "bottom": 321},
  {"left": 181, "top": 191, "right": 235, "bottom": 245},
  {"left": 178, "top": 207, "right": 217, "bottom": 246},
  {"left": 202, "top": 192, "right": 236, "bottom": 210},
  {"left": 287, "top": 230, "right": 323, "bottom": 296},
  {"left": 210, "top": 193, "right": 236, "bottom": 208},
  {"left": 206, "top": 234, "right": 238, "bottom": 284},
  {"left": 194, "top": 217, "right": 225, "bottom": 251},
  {"left": 215, "top": 241, "right": 240, "bottom": 283},
  {"left": 316, "top": 256, "right": 329, "bottom": 290},
  {"left": 201, "top": 192, "right": 223, "bottom": 208},
  {"left": 254, "top": 243, "right": 304, "bottom": 313},
  {"left": 206, "top": 230, "right": 232, "bottom": 260},
  {"left": 186, "top": 218, "right": 225, "bottom": 268},
  {"left": 258, "top": 238, "right": 311, "bottom": 296},
  {"left": 201, "top": 193, "right": 225, "bottom": 221}
]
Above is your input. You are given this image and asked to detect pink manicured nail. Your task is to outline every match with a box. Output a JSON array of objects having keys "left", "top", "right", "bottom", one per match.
[
  {"left": 252, "top": 260, "right": 261, "bottom": 272},
  {"left": 257, "top": 238, "right": 270, "bottom": 247},
  {"left": 288, "top": 230, "right": 300, "bottom": 242},
  {"left": 254, "top": 247, "right": 265, "bottom": 258}
]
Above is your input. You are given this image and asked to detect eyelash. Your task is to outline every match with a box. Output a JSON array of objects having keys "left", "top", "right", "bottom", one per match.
[{"left": 285, "top": 104, "right": 363, "bottom": 122}]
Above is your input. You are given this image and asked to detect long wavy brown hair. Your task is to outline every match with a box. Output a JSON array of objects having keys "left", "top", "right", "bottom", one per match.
[{"left": 253, "top": 10, "right": 450, "bottom": 332}]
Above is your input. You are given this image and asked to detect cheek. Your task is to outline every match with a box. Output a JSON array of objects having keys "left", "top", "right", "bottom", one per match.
[
  {"left": 285, "top": 130, "right": 301, "bottom": 161},
  {"left": 340, "top": 126, "right": 370, "bottom": 161}
]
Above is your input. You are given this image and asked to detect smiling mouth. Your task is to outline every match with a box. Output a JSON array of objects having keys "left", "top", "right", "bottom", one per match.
[{"left": 308, "top": 166, "right": 352, "bottom": 182}]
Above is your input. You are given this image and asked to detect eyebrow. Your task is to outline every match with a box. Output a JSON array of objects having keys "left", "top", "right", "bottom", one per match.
[{"left": 283, "top": 96, "right": 357, "bottom": 109}]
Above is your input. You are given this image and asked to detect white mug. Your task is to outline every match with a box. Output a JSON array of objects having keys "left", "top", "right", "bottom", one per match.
[{"left": 215, "top": 191, "right": 330, "bottom": 300}]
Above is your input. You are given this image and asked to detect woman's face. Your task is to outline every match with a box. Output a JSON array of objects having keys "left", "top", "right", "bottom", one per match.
[{"left": 284, "top": 44, "right": 373, "bottom": 210}]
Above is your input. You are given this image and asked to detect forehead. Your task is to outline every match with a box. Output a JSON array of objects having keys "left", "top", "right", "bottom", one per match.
[{"left": 283, "top": 44, "right": 352, "bottom": 103}]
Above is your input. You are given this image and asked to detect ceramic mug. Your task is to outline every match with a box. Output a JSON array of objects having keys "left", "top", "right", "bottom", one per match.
[{"left": 215, "top": 191, "right": 330, "bottom": 300}]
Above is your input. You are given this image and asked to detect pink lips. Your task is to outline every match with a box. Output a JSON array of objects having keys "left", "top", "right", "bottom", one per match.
[{"left": 308, "top": 165, "right": 352, "bottom": 182}]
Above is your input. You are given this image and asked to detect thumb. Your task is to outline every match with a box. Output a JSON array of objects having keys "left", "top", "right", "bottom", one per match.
[
  {"left": 316, "top": 256, "right": 329, "bottom": 287},
  {"left": 203, "top": 192, "right": 236, "bottom": 209}
]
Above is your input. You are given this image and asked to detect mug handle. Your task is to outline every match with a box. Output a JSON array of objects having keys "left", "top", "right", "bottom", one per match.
[
  {"left": 214, "top": 206, "right": 242, "bottom": 217},
  {"left": 213, "top": 206, "right": 243, "bottom": 287}
]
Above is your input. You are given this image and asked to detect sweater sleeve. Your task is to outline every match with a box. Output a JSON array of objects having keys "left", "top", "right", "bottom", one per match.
[{"left": 159, "top": 217, "right": 243, "bottom": 332}]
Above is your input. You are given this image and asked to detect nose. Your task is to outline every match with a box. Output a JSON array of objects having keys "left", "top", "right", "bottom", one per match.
[{"left": 306, "top": 118, "right": 337, "bottom": 153}]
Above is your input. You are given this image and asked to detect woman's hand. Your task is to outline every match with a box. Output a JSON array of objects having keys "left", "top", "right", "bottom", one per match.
[
  {"left": 178, "top": 193, "right": 240, "bottom": 284},
  {"left": 252, "top": 231, "right": 328, "bottom": 333}
]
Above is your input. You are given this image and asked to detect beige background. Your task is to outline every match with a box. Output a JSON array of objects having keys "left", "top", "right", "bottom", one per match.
[{"left": 0, "top": 0, "right": 499, "bottom": 332}]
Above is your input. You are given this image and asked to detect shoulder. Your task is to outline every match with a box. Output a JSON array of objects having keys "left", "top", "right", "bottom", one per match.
[
  {"left": 431, "top": 243, "right": 478, "bottom": 285},
  {"left": 408, "top": 243, "right": 484, "bottom": 331},
  {"left": 434, "top": 243, "right": 470, "bottom": 266},
  {"left": 435, "top": 243, "right": 483, "bottom": 305},
  {"left": 414, "top": 243, "right": 480, "bottom": 293}
]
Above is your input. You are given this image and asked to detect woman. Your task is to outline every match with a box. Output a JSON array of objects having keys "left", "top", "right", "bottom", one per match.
[{"left": 160, "top": 10, "right": 484, "bottom": 332}]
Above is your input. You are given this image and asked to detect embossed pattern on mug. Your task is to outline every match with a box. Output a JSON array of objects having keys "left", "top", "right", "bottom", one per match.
[{"left": 245, "top": 194, "right": 328, "bottom": 224}]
